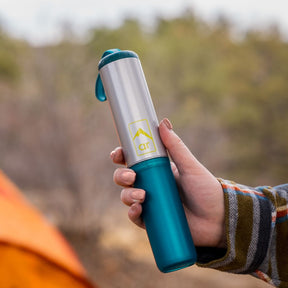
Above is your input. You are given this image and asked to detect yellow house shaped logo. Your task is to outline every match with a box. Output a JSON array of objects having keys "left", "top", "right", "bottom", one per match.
[{"left": 128, "top": 119, "right": 156, "bottom": 156}]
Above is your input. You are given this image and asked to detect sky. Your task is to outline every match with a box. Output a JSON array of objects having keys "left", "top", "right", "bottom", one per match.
[{"left": 1, "top": 0, "right": 288, "bottom": 45}]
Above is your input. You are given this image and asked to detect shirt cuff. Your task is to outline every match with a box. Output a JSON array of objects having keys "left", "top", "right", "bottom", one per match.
[{"left": 196, "top": 179, "right": 273, "bottom": 274}]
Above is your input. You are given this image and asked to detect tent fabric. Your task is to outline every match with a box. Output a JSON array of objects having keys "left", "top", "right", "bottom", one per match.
[{"left": 0, "top": 170, "right": 97, "bottom": 288}]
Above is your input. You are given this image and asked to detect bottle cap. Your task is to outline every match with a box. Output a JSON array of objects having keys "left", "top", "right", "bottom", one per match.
[{"left": 95, "top": 49, "right": 138, "bottom": 101}]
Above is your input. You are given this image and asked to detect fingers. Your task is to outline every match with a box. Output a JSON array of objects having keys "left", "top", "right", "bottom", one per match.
[
  {"left": 120, "top": 187, "right": 145, "bottom": 206},
  {"left": 159, "top": 118, "right": 205, "bottom": 176},
  {"left": 114, "top": 168, "right": 145, "bottom": 229},
  {"left": 113, "top": 168, "right": 136, "bottom": 186},
  {"left": 120, "top": 187, "right": 146, "bottom": 229},
  {"left": 128, "top": 203, "right": 145, "bottom": 229},
  {"left": 110, "top": 147, "right": 126, "bottom": 165},
  {"left": 170, "top": 161, "right": 180, "bottom": 180}
]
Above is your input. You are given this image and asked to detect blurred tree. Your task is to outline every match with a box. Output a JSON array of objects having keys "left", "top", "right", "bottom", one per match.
[
  {"left": 218, "top": 29, "right": 288, "bottom": 182},
  {"left": 88, "top": 18, "right": 148, "bottom": 60},
  {"left": 0, "top": 28, "right": 21, "bottom": 82},
  {"left": 1, "top": 12, "right": 288, "bottom": 237}
]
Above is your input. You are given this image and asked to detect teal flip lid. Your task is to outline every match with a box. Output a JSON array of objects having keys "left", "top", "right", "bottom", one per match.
[{"left": 95, "top": 49, "right": 138, "bottom": 101}]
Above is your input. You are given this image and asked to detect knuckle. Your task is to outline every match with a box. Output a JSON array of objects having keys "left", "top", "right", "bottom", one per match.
[
  {"left": 120, "top": 188, "right": 126, "bottom": 202},
  {"left": 120, "top": 188, "right": 133, "bottom": 206},
  {"left": 113, "top": 168, "right": 120, "bottom": 183}
]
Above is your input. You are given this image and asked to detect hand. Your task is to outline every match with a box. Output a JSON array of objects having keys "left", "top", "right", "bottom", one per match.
[{"left": 111, "top": 118, "right": 226, "bottom": 248}]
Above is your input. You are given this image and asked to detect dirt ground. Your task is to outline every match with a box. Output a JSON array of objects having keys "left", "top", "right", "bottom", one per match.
[{"left": 62, "top": 205, "right": 272, "bottom": 288}]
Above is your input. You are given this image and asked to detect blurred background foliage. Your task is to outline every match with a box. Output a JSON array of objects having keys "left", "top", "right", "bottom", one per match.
[
  {"left": 0, "top": 10, "right": 287, "bottom": 287},
  {"left": 88, "top": 12, "right": 288, "bottom": 184}
]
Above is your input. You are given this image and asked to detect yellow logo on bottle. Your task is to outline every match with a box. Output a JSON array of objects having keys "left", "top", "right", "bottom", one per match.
[{"left": 128, "top": 119, "right": 156, "bottom": 156}]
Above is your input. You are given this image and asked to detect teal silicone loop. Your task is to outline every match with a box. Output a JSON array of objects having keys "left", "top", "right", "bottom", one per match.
[{"left": 131, "top": 157, "right": 197, "bottom": 272}]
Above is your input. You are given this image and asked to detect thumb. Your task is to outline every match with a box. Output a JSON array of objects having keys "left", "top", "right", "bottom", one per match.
[{"left": 159, "top": 118, "right": 204, "bottom": 176}]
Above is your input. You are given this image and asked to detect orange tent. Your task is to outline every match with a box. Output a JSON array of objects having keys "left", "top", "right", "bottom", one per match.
[{"left": 0, "top": 170, "right": 97, "bottom": 288}]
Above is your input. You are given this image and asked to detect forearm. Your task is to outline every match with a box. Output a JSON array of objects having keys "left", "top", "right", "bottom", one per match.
[{"left": 196, "top": 179, "right": 288, "bottom": 288}]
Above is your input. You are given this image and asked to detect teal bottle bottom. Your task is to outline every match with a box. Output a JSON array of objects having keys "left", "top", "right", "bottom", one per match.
[{"left": 131, "top": 157, "right": 197, "bottom": 273}]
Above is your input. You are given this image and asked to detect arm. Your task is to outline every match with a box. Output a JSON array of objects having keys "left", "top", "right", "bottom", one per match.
[{"left": 198, "top": 180, "right": 288, "bottom": 287}]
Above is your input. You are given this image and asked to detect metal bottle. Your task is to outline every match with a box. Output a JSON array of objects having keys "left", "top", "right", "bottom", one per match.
[{"left": 95, "top": 49, "right": 197, "bottom": 272}]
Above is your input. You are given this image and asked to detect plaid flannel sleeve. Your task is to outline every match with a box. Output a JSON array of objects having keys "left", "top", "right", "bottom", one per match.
[{"left": 196, "top": 179, "right": 288, "bottom": 288}]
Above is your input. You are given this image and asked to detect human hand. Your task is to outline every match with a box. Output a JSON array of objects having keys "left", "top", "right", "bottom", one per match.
[{"left": 111, "top": 118, "right": 226, "bottom": 248}]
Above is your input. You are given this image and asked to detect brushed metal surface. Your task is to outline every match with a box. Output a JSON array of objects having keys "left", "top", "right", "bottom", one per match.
[{"left": 99, "top": 57, "right": 167, "bottom": 167}]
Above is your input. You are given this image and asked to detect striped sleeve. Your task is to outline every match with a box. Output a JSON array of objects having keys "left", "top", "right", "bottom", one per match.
[{"left": 196, "top": 179, "right": 288, "bottom": 288}]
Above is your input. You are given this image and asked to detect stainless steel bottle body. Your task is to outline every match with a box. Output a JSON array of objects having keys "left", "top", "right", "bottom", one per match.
[{"left": 99, "top": 56, "right": 167, "bottom": 167}]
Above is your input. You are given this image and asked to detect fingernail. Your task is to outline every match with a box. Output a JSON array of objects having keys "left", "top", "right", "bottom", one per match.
[
  {"left": 122, "top": 171, "right": 135, "bottom": 184},
  {"left": 131, "top": 190, "right": 144, "bottom": 203},
  {"left": 163, "top": 118, "right": 173, "bottom": 130}
]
